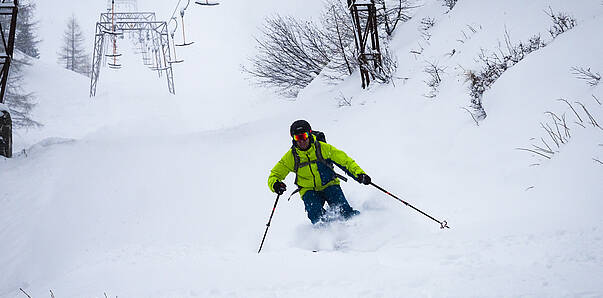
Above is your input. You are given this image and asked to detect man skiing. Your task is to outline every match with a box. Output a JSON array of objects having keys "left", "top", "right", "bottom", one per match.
[{"left": 267, "top": 120, "right": 371, "bottom": 224}]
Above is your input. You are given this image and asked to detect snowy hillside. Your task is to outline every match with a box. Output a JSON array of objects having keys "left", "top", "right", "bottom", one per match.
[{"left": 1, "top": 0, "right": 602, "bottom": 297}]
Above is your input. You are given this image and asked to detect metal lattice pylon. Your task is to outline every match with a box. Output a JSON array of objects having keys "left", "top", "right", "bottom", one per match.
[
  {"left": 0, "top": 0, "right": 19, "bottom": 158},
  {"left": 90, "top": 11, "right": 176, "bottom": 96},
  {"left": 0, "top": 0, "right": 19, "bottom": 104},
  {"left": 348, "top": 0, "right": 382, "bottom": 89}
]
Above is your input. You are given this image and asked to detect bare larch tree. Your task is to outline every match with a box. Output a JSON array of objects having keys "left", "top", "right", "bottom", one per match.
[{"left": 58, "top": 15, "right": 91, "bottom": 77}]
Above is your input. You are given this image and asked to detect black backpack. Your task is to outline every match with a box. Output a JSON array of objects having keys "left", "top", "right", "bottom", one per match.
[{"left": 311, "top": 130, "right": 326, "bottom": 143}]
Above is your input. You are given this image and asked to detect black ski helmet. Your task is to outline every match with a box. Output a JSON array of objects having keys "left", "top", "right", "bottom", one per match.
[{"left": 290, "top": 120, "right": 312, "bottom": 137}]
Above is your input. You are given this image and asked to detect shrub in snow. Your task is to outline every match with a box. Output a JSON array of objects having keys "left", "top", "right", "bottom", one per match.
[
  {"left": 517, "top": 99, "right": 602, "bottom": 163},
  {"left": 321, "top": 0, "right": 359, "bottom": 80},
  {"left": 570, "top": 67, "right": 601, "bottom": 87},
  {"left": 456, "top": 24, "right": 481, "bottom": 44},
  {"left": 423, "top": 60, "right": 445, "bottom": 98},
  {"left": 375, "top": 0, "right": 416, "bottom": 37},
  {"left": 244, "top": 0, "right": 411, "bottom": 97},
  {"left": 465, "top": 31, "right": 546, "bottom": 119},
  {"left": 336, "top": 92, "right": 352, "bottom": 107},
  {"left": 410, "top": 42, "right": 424, "bottom": 58},
  {"left": 465, "top": 7, "right": 577, "bottom": 119},
  {"left": 243, "top": 15, "right": 330, "bottom": 97},
  {"left": 365, "top": 45, "right": 399, "bottom": 85},
  {"left": 443, "top": 0, "right": 458, "bottom": 12},
  {"left": 545, "top": 7, "right": 577, "bottom": 39},
  {"left": 419, "top": 17, "right": 435, "bottom": 41}
]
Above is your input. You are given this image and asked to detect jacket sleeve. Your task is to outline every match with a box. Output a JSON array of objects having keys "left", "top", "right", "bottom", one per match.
[
  {"left": 267, "top": 150, "right": 295, "bottom": 192},
  {"left": 321, "top": 142, "right": 365, "bottom": 180}
]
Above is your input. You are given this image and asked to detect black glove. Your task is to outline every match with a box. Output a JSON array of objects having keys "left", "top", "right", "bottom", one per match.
[
  {"left": 357, "top": 173, "right": 371, "bottom": 185},
  {"left": 273, "top": 181, "right": 287, "bottom": 195}
]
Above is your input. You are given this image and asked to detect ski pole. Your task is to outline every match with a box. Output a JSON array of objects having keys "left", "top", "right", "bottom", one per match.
[
  {"left": 258, "top": 194, "right": 281, "bottom": 253},
  {"left": 370, "top": 182, "right": 450, "bottom": 229}
]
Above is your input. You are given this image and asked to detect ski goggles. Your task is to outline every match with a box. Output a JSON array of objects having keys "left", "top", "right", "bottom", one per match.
[{"left": 293, "top": 132, "right": 310, "bottom": 141}]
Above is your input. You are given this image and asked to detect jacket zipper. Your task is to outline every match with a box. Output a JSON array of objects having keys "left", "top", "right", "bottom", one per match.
[{"left": 307, "top": 153, "right": 317, "bottom": 189}]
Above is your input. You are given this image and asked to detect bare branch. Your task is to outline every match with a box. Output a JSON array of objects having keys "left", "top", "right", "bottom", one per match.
[
  {"left": 424, "top": 60, "right": 445, "bottom": 98},
  {"left": 461, "top": 107, "right": 479, "bottom": 126},
  {"left": 557, "top": 98, "right": 583, "bottom": 122},
  {"left": 544, "top": 111, "right": 561, "bottom": 121},
  {"left": 20, "top": 288, "right": 32, "bottom": 298},
  {"left": 561, "top": 113, "right": 570, "bottom": 138},
  {"left": 574, "top": 121, "right": 586, "bottom": 128},
  {"left": 336, "top": 92, "right": 352, "bottom": 107},
  {"left": 516, "top": 147, "right": 551, "bottom": 159},
  {"left": 541, "top": 122, "right": 559, "bottom": 148},
  {"left": 575, "top": 101, "right": 601, "bottom": 129},
  {"left": 540, "top": 137, "right": 553, "bottom": 152},
  {"left": 570, "top": 66, "right": 600, "bottom": 86},
  {"left": 531, "top": 144, "right": 554, "bottom": 155}
]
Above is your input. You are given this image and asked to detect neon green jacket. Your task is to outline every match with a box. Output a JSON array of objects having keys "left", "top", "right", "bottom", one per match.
[{"left": 268, "top": 137, "right": 365, "bottom": 198}]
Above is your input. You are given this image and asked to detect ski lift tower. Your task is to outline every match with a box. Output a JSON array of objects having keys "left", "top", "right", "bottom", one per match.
[
  {"left": 90, "top": 11, "right": 176, "bottom": 96},
  {"left": 348, "top": 0, "right": 382, "bottom": 89},
  {"left": 0, "top": 0, "right": 18, "bottom": 158}
]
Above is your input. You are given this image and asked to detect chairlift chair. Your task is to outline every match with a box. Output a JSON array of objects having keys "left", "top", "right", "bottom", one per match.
[
  {"left": 175, "top": 9, "right": 194, "bottom": 46},
  {"left": 102, "top": 30, "right": 125, "bottom": 37},
  {"left": 168, "top": 33, "right": 184, "bottom": 64},
  {"left": 108, "top": 62, "right": 122, "bottom": 69},
  {"left": 195, "top": 0, "right": 220, "bottom": 5},
  {"left": 150, "top": 66, "right": 169, "bottom": 71},
  {"left": 108, "top": 43, "right": 122, "bottom": 68}
]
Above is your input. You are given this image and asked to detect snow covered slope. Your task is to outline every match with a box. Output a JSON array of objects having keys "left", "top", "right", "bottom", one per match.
[{"left": 1, "top": 0, "right": 602, "bottom": 297}]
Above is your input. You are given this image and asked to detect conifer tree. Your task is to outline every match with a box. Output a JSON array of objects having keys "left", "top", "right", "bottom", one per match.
[
  {"left": 14, "top": 1, "right": 40, "bottom": 58},
  {"left": 0, "top": 0, "right": 41, "bottom": 128},
  {"left": 58, "top": 15, "right": 91, "bottom": 76}
]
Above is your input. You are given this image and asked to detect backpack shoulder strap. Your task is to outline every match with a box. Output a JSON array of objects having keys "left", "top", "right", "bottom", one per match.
[
  {"left": 291, "top": 145, "right": 299, "bottom": 171},
  {"left": 291, "top": 144, "right": 300, "bottom": 186},
  {"left": 314, "top": 141, "right": 348, "bottom": 182},
  {"left": 314, "top": 139, "right": 324, "bottom": 162},
  {"left": 289, "top": 145, "right": 302, "bottom": 200}
]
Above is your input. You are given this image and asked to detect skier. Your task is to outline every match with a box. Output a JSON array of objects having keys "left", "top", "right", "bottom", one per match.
[{"left": 267, "top": 120, "right": 372, "bottom": 224}]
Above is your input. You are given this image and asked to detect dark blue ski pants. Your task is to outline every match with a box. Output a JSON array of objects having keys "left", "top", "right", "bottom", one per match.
[{"left": 302, "top": 185, "right": 357, "bottom": 224}]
